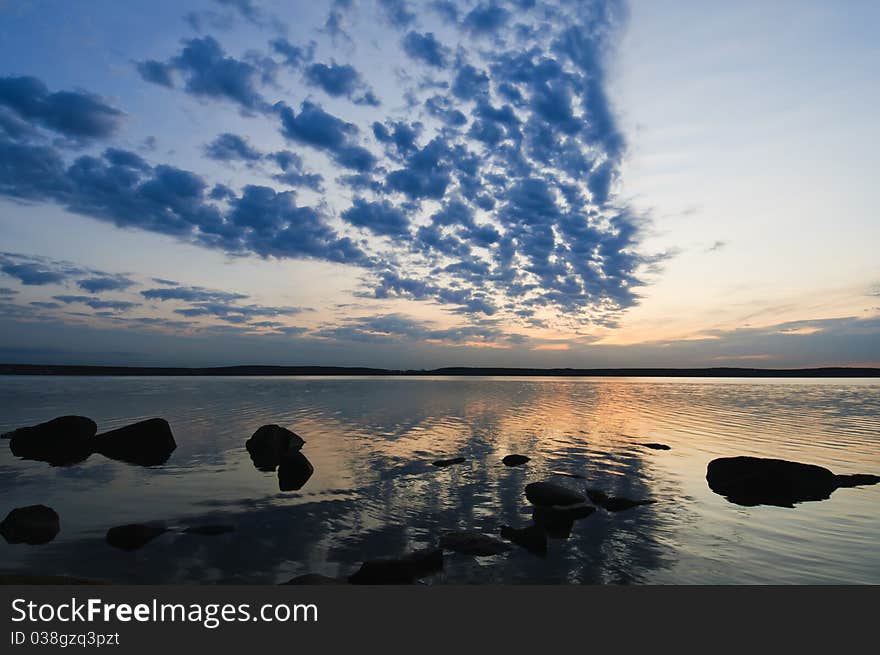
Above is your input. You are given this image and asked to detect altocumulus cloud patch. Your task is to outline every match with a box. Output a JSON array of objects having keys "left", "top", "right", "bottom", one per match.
[{"left": 0, "top": 0, "right": 662, "bottom": 333}]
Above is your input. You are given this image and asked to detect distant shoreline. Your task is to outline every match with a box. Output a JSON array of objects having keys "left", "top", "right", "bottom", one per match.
[{"left": 0, "top": 364, "right": 878, "bottom": 377}]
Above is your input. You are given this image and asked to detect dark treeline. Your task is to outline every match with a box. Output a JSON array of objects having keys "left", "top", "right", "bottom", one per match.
[{"left": 0, "top": 364, "right": 878, "bottom": 377}]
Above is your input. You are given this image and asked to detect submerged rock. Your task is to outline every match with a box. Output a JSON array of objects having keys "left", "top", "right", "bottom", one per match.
[
  {"left": 500, "top": 524, "right": 547, "bottom": 556},
  {"left": 282, "top": 573, "right": 345, "bottom": 585},
  {"left": 641, "top": 443, "right": 671, "bottom": 451},
  {"left": 0, "top": 505, "right": 60, "bottom": 545},
  {"left": 587, "top": 489, "right": 657, "bottom": 512},
  {"left": 524, "top": 481, "right": 585, "bottom": 507},
  {"left": 6, "top": 415, "right": 96, "bottom": 466},
  {"left": 349, "top": 548, "right": 443, "bottom": 584},
  {"left": 707, "top": 456, "right": 880, "bottom": 508},
  {"left": 246, "top": 425, "right": 305, "bottom": 472},
  {"left": 439, "top": 531, "right": 512, "bottom": 556},
  {"left": 432, "top": 457, "right": 466, "bottom": 467},
  {"left": 502, "top": 454, "right": 530, "bottom": 467},
  {"left": 106, "top": 523, "right": 169, "bottom": 551},
  {"left": 278, "top": 451, "right": 314, "bottom": 491},
  {"left": 94, "top": 418, "right": 176, "bottom": 467},
  {"left": 532, "top": 504, "right": 596, "bottom": 538},
  {"left": 183, "top": 525, "right": 235, "bottom": 536}
]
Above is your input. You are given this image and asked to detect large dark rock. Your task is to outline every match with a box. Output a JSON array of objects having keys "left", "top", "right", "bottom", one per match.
[
  {"left": 706, "top": 456, "right": 880, "bottom": 508},
  {"left": 106, "top": 523, "right": 169, "bottom": 551},
  {"left": 246, "top": 425, "right": 305, "bottom": 472},
  {"left": 532, "top": 504, "right": 596, "bottom": 538},
  {"left": 0, "top": 505, "right": 60, "bottom": 545},
  {"left": 587, "top": 489, "right": 657, "bottom": 512},
  {"left": 500, "top": 524, "right": 547, "bottom": 556},
  {"left": 94, "top": 418, "right": 176, "bottom": 467},
  {"left": 641, "top": 443, "right": 671, "bottom": 451},
  {"left": 278, "top": 451, "right": 314, "bottom": 491},
  {"left": 432, "top": 457, "right": 466, "bottom": 467},
  {"left": 524, "top": 481, "right": 585, "bottom": 507},
  {"left": 439, "top": 531, "right": 512, "bottom": 556},
  {"left": 502, "top": 454, "right": 530, "bottom": 467},
  {"left": 349, "top": 548, "right": 443, "bottom": 584},
  {"left": 282, "top": 573, "right": 345, "bottom": 585},
  {"left": 6, "top": 416, "right": 96, "bottom": 466}
]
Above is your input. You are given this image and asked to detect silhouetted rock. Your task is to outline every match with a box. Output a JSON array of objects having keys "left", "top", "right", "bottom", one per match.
[
  {"left": 524, "top": 481, "right": 585, "bottom": 507},
  {"left": 587, "top": 489, "right": 657, "bottom": 512},
  {"left": 532, "top": 504, "right": 596, "bottom": 538},
  {"left": 0, "top": 505, "right": 60, "bottom": 545},
  {"left": 246, "top": 425, "right": 305, "bottom": 472},
  {"left": 106, "top": 523, "right": 168, "bottom": 551},
  {"left": 278, "top": 451, "right": 314, "bottom": 491},
  {"left": 432, "top": 457, "right": 466, "bottom": 467},
  {"left": 707, "top": 456, "right": 880, "bottom": 508},
  {"left": 641, "top": 443, "right": 671, "bottom": 451},
  {"left": 502, "top": 454, "right": 530, "bottom": 466},
  {"left": 94, "top": 418, "right": 176, "bottom": 466},
  {"left": 439, "top": 531, "right": 512, "bottom": 556},
  {"left": 282, "top": 574, "right": 345, "bottom": 585},
  {"left": 6, "top": 416, "right": 96, "bottom": 466},
  {"left": 183, "top": 525, "right": 235, "bottom": 536},
  {"left": 349, "top": 548, "right": 443, "bottom": 584},
  {"left": 500, "top": 524, "right": 547, "bottom": 556}
]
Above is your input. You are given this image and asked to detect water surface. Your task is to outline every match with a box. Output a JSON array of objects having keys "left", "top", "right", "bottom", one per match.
[{"left": 1, "top": 376, "right": 878, "bottom": 584}]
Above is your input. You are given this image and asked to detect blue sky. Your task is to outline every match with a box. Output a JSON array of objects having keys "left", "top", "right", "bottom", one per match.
[{"left": 0, "top": 0, "right": 878, "bottom": 368}]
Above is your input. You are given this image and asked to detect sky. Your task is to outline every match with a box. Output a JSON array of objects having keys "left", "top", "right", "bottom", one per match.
[{"left": 0, "top": 0, "right": 878, "bottom": 368}]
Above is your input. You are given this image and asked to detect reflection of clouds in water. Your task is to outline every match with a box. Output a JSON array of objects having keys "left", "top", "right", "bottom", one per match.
[{"left": 1, "top": 377, "right": 878, "bottom": 583}]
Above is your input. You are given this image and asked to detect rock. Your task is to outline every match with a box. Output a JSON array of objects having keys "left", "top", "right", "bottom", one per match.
[
  {"left": 246, "top": 425, "right": 305, "bottom": 472},
  {"left": 502, "top": 454, "right": 530, "bottom": 467},
  {"left": 183, "top": 525, "right": 235, "bottom": 536},
  {"left": 94, "top": 418, "right": 176, "bottom": 467},
  {"left": 532, "top": 504, "right": 596, "bottom": 538},
  {"left": 349, "top": 548, "right": 443, "bottom": 584},
  {"left": 0, "top": 505, "right": 60, "bottom": 545},
  {"left": 707, "top": 456, "right": 880, "bottom": 508},
  {"left": 432, "top": 457, "right": 466, "bottom": 467},
  {"left": 524, "top": 481, "right": 585, "bottom": 507},
  {"left": 7, "top": 415, "right": 96, "bottom": 466},
  {"left": 500, "top": 524, "right": 547, "bottom": 557},
  {"left": 439, "top": 531, "right": 512, "bottom": 556},
  {"left": 282, "top": 574, "right": 345, "bottom": 585},
  {"left": 587, "top": 489, "right": 657, "bottom": 512},
  {"left": 641, "top": 443, "right": 671, "bottom": 451},
  {"left": 278, "top": 451, "right": 314, "bottom": 491},
  {"left": 106, "top": 523, "right": 168, "bottom": 551}
]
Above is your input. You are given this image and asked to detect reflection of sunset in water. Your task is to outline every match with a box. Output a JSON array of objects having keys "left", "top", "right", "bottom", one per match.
[{"left": 1, "top": 377, "right": 878, "bottom": 584}]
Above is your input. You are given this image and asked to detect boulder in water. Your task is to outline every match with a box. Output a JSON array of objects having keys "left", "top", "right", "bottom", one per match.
[
  {"left": 641, "top": 443, "right": 671, "bottom": 451},
  {"left": 439, "top": 531, "right": 512, "bottom": 556},
  {"left": 278, "top": 451, "right": 314, "bottom": 491},
  {"left": 707, "top": 456, "right": 880, "bottom": 508},
  {"left": 432, "top": 457, "right": 466, "bottom": 467},
  {"left": 6, "top": 416, "right": 96, "bottom": 466},
  {"left": 246, "top": 425, "right": 305, "bottom": 472},
  {"left": 502, "top": 454, "right": 530, "bottom": 467},
  {"left": 525, "top": 481, "right": 585, "bottom": 507},
  {"left": 349, "top": 548, "right": 443, "bottom": 584},
  {"left": 587, "top": 489, "right": 657, "bottom": 512},
  {"left": 532, "top": 504, "right": 596, "bottom": 538},
  {"left": 94, "top": 418, "right": 176, "bottom": 467},
  {"left": 106, "top": 523, "right": 169, "bottom": 551},
  {"left": 0, "top": 505, "right": 60, "bottom": 545},
  {"left": 500, "top": 524, "right": 547, "bottom": 556}
]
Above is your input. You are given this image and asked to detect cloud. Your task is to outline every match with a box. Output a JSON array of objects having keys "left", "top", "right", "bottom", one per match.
[
  {"left": 76, "top": 275, "right": 135, "bottom": 293},
  {"left": 269, "top": 38, "right": 314, "bottom": 68},
  {"left": 136, "top": 36, "right": 270, "bottom": 112},
  {"left": 378, "top": 0, "right": 416, "bottom": 29},
  {"left": 204, "top": 132, "right": 263, "bottom": 162},
  {"left": 341, "top": 198, "right": 410, "bottom": 237},
  {"left": 303, "top": 61, "right": 380, "bottom": 106},
  {"left": 0, "top": 75, "right": 124, "bottom": 141},
  {"left": 53, "top": 295, "right": 140, "bottom": 312},
  {"left": 402, "top": 31, "right": 449, "bottom": 68},
  {"left": 462, "top": 1, "right": 511, "bottom": 35},
  {"left": 315, "top": 313, "right": 517, "bottom": 345}
]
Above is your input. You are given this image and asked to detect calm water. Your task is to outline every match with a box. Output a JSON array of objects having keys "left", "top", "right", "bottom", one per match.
[{"left": 1, "top": 376, "right": 878, "bottom": 584}]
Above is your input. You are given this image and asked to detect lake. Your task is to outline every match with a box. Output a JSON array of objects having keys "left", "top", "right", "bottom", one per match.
[{"left": 1, "top": 376, "right": 878, "bottom": 584}]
